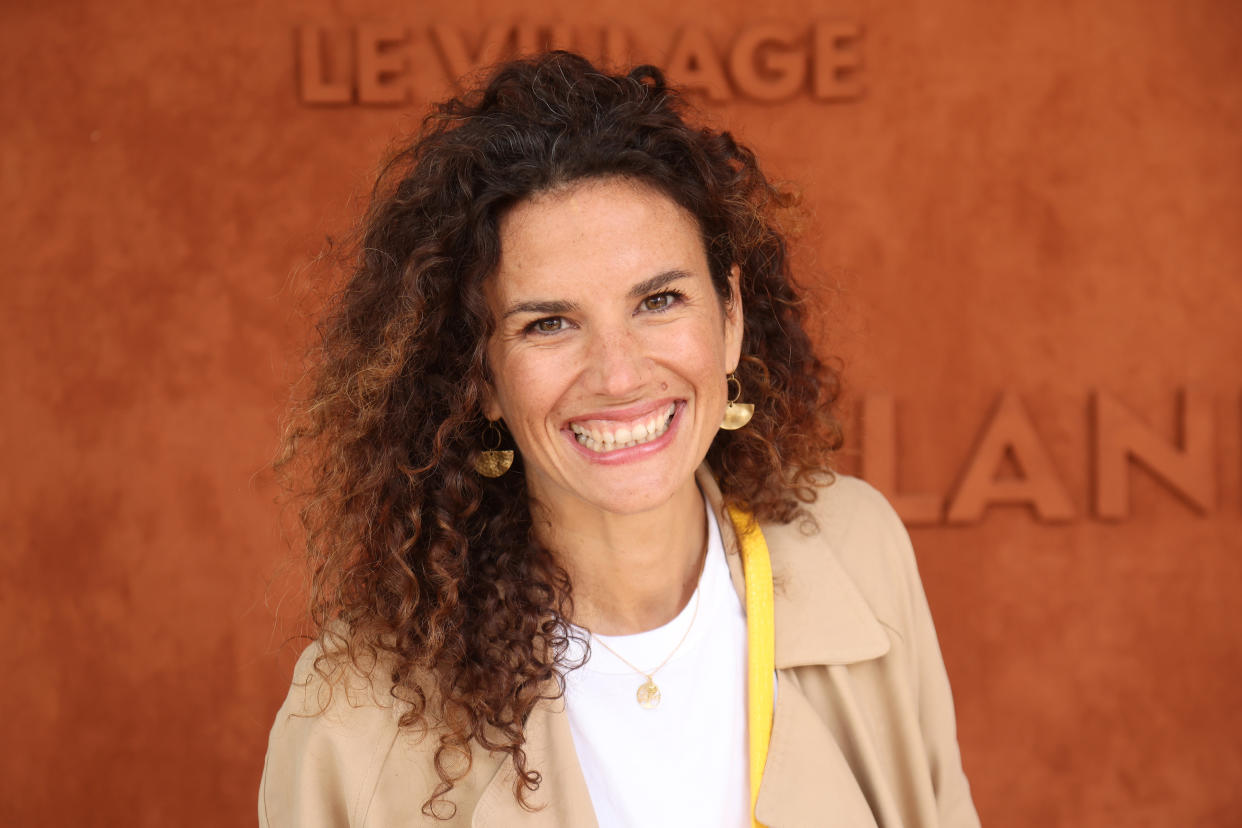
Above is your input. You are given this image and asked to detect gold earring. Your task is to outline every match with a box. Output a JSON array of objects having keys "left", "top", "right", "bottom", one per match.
[
  {"left": 720, "top": 372, "right": 754, "bottom": 430},
  {"left": 474, "top": 420, "right": 514, "bottom": 478}
]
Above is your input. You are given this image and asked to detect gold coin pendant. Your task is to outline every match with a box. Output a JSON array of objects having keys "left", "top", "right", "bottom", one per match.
[{"left": 636, "top": 678, "right": 661, "bottom": 709}]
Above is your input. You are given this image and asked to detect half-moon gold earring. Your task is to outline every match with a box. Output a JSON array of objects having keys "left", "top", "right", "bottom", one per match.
[
  {"left": 474, "top": 420, "right": 514, "bottom": 478},
  {"left": 720, "top": 372, "right": 754, "bottom": 430}
]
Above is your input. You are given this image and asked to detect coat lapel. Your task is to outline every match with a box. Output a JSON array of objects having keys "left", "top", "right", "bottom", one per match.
[
  {"left": 697, "top": 467, "right": 892, "bottom": 826},
  {"left": 696, "top": 467, "right": 891, "bottom": 668},
  {"left": 754, "top": 672, "right": 880, "bottom": 828}
]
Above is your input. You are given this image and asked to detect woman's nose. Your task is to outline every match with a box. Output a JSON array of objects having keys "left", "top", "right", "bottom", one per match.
[{"left": 585, "top": 327, "right": 649, "bottom": 398}]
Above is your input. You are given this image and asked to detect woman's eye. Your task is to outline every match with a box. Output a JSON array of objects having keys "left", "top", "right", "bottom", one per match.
[
  {"left": 642, "top": 291, "right": 681, "bottom": 312},
  {"left": 528, "top": 317, "right": 564, "bottom": 334}
]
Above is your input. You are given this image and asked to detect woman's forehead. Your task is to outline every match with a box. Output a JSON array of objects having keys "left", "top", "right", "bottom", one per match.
[{"left": 492, "top": 178, "right": 707, "bottom": 292}]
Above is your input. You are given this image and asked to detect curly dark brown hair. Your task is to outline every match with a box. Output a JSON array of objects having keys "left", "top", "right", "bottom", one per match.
[{"left": 278, "top": 50, "right": 843, "bottom": 817}]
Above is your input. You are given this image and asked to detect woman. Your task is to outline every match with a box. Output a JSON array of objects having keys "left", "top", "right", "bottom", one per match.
[{"left": 262, "top": 51, "right": 979, "bottom": 827}]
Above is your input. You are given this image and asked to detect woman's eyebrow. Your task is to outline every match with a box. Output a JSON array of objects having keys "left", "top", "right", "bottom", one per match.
[
  {"left": 628, "top": 270, "right": 692, "bottom": 299},
  {"left": 502, "top": 298, "right": 580, "bottom": 319}
]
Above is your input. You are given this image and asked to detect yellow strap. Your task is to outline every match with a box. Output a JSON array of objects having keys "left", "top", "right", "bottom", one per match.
[{"left": 728, "top": 505, "right": 774, "bottom": 828}]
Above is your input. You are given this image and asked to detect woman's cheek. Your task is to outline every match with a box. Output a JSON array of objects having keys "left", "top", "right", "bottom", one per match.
[
  {"left": 663, "top": 321, "right": 728, "bottom": 372},
  {"left": 506, "top": 344, "right": 578, "bottom": 412}
]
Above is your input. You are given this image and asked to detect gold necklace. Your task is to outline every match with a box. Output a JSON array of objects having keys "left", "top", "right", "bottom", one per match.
[{"left": 589, "top": 585, "right": 702, "bottom": 709}]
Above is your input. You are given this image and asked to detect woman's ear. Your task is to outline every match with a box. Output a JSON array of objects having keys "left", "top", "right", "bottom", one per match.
[
  {"left": 724, "top": 264, "right": 744, "bottom": 373},
  {"left": 481, "top": 382, "right": 504, "bottom": 422},
  {"left": 480, "top": 325, "right": 505, "bottom": 422}
]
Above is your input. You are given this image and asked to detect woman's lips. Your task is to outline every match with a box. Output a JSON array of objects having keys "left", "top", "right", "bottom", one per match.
[
  {"left": 568, "top": 401, "right": 677, "bottom": 451},
  {"left": 564, "top": 401, "right": 684, "bottom": 464}
]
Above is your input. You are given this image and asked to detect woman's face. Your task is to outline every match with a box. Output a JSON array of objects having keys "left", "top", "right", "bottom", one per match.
[{"left": 484, "top": 176, "right": 742, "bottom": 517}]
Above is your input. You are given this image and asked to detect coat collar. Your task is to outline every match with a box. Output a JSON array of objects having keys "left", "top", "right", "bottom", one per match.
[
  {"left": 696, "top": 466, "right": 891, "bottom": 668},
  {"left": 471, "top": 466, "right": 890, "bottom": 827}
]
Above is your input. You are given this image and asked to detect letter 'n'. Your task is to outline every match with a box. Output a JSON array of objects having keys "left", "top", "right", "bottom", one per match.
[{"left": 1092, "top": 388, "right": 1215, "bottom": 519}]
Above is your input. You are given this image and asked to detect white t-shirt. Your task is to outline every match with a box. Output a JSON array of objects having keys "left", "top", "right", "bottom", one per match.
[{"left": 563, "top": 498, "right": 750, "bottom": 828}]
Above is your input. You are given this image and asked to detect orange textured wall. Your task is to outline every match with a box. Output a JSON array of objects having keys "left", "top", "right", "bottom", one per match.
[{"left": 3, "top": 1, "right": 1240, "bottom": 825}]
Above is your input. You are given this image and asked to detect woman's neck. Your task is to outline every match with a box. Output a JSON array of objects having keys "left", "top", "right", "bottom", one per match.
[{"left": 533, "top": 478, "right": 707, "bottom": 636}]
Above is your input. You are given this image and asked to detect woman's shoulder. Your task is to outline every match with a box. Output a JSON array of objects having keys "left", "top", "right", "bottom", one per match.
[
  {"left": 774, "top": 474, "right": 926, "bottom": 639},
  {"left": 780, "top": 473, "right": 913, "bottom": 566},
  {"left": 803, "top": 473, "right": 905, "bottom": 538},
  {"left": 259, "top": 635, "right": 447, "bottom": 826},
  {"left": 270, "top": 633, "right": 408, "bottom": 725}
]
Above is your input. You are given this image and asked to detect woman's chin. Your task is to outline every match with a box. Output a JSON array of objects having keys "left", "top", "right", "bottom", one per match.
[
  {"left": 578, "top": 488, "right": 683, "bottom": 517},
  {"left": 567, "top": 462, "right": 704, "bottom": 517}
]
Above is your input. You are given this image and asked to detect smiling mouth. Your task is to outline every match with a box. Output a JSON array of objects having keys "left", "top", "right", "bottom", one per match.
[{"left": 568, "top": 402, "right": 678, "bottom": 453}]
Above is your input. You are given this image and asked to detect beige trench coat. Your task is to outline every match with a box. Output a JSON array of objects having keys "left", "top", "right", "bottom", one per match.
[{"left": 260, "top": 471, "right": 981, "bottom": 827}]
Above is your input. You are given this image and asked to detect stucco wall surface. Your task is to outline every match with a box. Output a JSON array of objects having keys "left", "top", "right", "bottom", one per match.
[{"left": 2, "top": 0, "right": 1240, "bottom": 825}]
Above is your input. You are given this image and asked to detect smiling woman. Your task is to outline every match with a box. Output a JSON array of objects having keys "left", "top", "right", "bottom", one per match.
[
  {"left": 484, "top": 179, "right": 741, "bottom": 540},
  {"left": 261, "top": 51, "right": 979, "bottom": 827}
]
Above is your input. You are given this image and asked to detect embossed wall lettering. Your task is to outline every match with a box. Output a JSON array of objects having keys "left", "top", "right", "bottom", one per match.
[
  {"left": 860, "top": 388, "right": 1225, "bottom": 526},
  {"left": 1092, "top": 388, "right": 1214, "bottom": 519},
  {"left": 294, "top": 21, "right": 865, "bottom": 105}
]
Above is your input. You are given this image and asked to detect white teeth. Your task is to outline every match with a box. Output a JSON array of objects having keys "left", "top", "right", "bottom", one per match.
[{"left": 570, "top": 403, "right": 678, "bottom": 453}]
